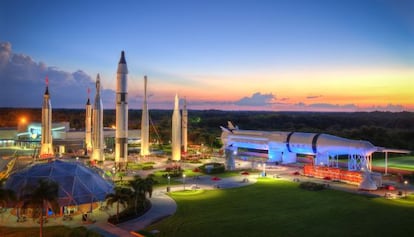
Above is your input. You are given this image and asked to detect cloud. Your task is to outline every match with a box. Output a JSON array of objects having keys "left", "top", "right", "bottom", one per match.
[
  {"left": 235, "top": 92, "right": 276, "bottom": 106},
  {"left": 306, "top": 95, "right": 323, "bottom": 99},
  {"left": 0, "top": 41, "right": 115, "bottom": 108}
]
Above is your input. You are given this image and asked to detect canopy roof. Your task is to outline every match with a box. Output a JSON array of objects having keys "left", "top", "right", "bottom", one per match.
[{"left": 5, "top": 160, "right": 113, "bottom": 206}]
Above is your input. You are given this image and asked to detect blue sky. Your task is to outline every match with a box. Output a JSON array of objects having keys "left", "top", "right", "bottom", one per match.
[{"left": 1, "top": 0, "right": 413, "bottom": 111}]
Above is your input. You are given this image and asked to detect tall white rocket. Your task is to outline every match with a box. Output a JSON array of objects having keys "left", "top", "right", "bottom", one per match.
[
  {"left": 182, "top": 98, "right": 188, "bottom": 153},
  {"left": 171, "top": 94, "right": 181, "bottom": 161},
  {"left": 91, "top": 74, "right": 104, "bottom": 161},
  {"left": 85, "top": 88, "right": 92, "bottom": 154},
  {"left": 40, "top": 76, "right": 54, "bottom": 158},
  {"left": 115, "top": 51, "right": 128, "bottom": 166},
  {"left": 140, "top": 75, "right": 150, "bottom": 156}
]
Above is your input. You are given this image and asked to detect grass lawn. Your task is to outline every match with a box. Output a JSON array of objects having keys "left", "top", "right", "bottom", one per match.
[
  {"left": 372, "top": 156, "right": 414, "bottom": 171},
  {"left": 0, "top": 225, "right": 101, "bottom": 237},
  {"left": 146, "top": 178, "right": 414, "bottom": 237}
]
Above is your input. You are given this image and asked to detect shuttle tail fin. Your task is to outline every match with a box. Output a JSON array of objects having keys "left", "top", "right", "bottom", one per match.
[{"left": 227, "top": 121, "right": 239, "bottom": 131}]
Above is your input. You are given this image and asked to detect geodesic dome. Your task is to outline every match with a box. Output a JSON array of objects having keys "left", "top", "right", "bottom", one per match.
[{"left": 5, "top": 160, "right": 114, "bottom": 206}]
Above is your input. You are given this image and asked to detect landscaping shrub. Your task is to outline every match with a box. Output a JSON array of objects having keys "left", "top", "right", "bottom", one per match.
[
  {"left": 108, "top": 200, "right": 152, "bottom": 225},
  {"left": 299, "top": 181, "right": 326, "bottom": 191},
  {"left": 199, "top": 163, "right": 225, "bottom": 174}
]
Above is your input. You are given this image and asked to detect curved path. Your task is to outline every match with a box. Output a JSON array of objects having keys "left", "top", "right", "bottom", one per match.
[{"left": 89, "top": 174, "right": 257, "bottom": 236}]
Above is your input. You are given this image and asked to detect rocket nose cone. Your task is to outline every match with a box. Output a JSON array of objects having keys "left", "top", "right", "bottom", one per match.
[{"left": 119, "top": 51, "right": 126, "bottom": 64}]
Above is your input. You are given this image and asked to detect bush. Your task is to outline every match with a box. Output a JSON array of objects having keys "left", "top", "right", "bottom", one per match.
[
  {"left": 142, "top": 165, "right": 154, "bottom": 170},
  {"left": 199, "top": 163, "right": 225, "bottom": 174},
  {"left": 299, "top": 182, "right": 326, "bottom": 191},
  {"left": 108, "top": 200, "right": 152, "bottom": 225}
]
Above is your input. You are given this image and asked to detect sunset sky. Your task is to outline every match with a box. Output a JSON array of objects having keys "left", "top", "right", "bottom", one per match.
[{"left": 0, "top": 0, "right": 413, "bottom": 111}]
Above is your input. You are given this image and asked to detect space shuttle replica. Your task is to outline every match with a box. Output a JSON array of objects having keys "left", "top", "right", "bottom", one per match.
[
  {"left": 221, "top": 122, "right": 381, "bottom": 189},
  {"left": 91, "top": 74, "right": 104, "bottom": 161},
  {"left": 40, "top": 76, "right": 54, "bottom": 158},
  {"left": 171, "top": 94, "right": 181, "bottom": 161},
  {"left": 115, "top": 51, "right": 129, "bottom": 167},
  {"left": 140, "top": 76, "right": 150, "bottom": 156}
]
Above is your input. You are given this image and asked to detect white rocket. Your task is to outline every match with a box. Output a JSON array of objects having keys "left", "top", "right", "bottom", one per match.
[
  {"left": 85, "top": 88, "right": 92, "bottom": 154},
  {"left": 181, "top": 98, "right": 188, "bottom": 153},
  {"left": 140, "top": 75, "right": 150, "bottom": 156},
  {"left": 91, "top": 74, "right": 104, "bottom": 161},
  {"left": 40, "top": 76, "right": 54, "bottom": 158},
  {"left": 171, "top": 94, "right": 181, "bottom": 161},
  {"left": 115, "top": 51, "right": 129, "bottom": 166}
]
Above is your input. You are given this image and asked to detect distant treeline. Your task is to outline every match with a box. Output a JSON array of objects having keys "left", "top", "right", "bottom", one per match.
[{"left": 1, "top": 108, "right": 413, "bottom": 150}]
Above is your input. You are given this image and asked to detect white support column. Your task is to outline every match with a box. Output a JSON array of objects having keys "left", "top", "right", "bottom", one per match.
[{"left": 385, "top": 151, "right": 388, "bottom": 175}]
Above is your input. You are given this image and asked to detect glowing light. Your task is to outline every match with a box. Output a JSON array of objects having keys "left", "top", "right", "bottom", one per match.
[{"left": 20, "top": 117, "right": 27, "bottom": 124}]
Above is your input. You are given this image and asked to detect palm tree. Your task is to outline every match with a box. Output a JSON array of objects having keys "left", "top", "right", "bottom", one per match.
[
  {"left": 143, "top": 174, "right": 155, "bottom": 198},
  {"left": 129, "top": 175, "right": 144, "bottom": 214},
  {"left": 0, "top": 184, "right": 16, "bottom": 222},
  {"left": 0, "top": 185, "right": 16, "bottom": 208},
  {"left": 20, "top": 179, "right": 59, "bottom": 237},
  {"left": 105, "top": 186, "right": 132, "bottom": 221},
  {"left": 128, "top": 175, "right": 156, "bottom": 214}
]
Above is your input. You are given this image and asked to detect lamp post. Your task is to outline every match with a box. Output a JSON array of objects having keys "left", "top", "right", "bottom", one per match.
[
  {"left": 167, "top": 175, "right": 171, "bottom": 192},
  {"left": 404, "top": 180, "right": 408, "bottom": 198},
  {"left": 112, "top": 167, "right": 116, "bottom": 181},
  {"left": 183, "top": 174, "right": 186, "bottom": 191}
]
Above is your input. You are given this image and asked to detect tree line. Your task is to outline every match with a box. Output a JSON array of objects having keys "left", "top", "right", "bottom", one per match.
[{"left": 1, "top": 108, "right": 413, "bottom": 150}]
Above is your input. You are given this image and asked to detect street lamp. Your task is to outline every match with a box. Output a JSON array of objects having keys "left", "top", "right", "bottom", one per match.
[
  {"left": 404, "top": 180, "right": 408, "bottom": 198},
  {"left": 183, "top": 174, "right": 186, "bottom": 191},
  {"left": 167, "top": 175, "right": 171, "bottom": 192}
]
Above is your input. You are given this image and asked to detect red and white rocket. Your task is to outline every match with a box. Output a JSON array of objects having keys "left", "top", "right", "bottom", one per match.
[{"left": 40, "top": 76, "right": 54, "bottom": 158}]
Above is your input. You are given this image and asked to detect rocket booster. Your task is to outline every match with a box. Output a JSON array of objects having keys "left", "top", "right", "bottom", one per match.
[
  {"left": 140, "top": 75, "right": 150, "bottom": 156},
  {"left": 92, "top": 74, "right": 104, "bottom": 161},
  {"left": 40, "top": 76, "right": 54, "bottom": 157},
  {"left": 172, "top": 94, "right": 181, "bottom": 161},
  {"left": 115, "top": 51, "right": 129, "bottom": 165}
]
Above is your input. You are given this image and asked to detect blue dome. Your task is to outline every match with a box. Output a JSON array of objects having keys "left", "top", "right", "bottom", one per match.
[{"left": 5, "top": 160, "right": 114, "bottom": 206}]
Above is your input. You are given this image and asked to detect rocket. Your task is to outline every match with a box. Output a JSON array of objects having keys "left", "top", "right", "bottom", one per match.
[
  {"left": 181, "top": 98, "right": 188, "bottom": 153},
  {"left": 171, "top": 94, "right": 181, "bottom": 161},
  {"left": 85, "top": 88, "right": 92, "bottom": 154},
  {"left": 40, "top": 76, "right": 54, "bottom": 158},
  {"left": 115, "top": 51, "right": 129, "bottom": 166},
  {"left": 91, "top": 74, "right": 104, "bottom": 161},
  {"left": 140, "top": 75, "right": 150, "bottom": 156}
]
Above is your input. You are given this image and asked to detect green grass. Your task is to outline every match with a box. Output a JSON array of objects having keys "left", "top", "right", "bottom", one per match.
[
  {"left": 0, "top": 225, "right": 101, "bottom": 237},
  {"left": 372, "top": 156, "right": 414, "bottom": 171},
  {"left": 146, "top": 178, "right": 414, "bottom": 237},
  {"left": 127, "top": 162, "right": 155, "bottom": 170}
]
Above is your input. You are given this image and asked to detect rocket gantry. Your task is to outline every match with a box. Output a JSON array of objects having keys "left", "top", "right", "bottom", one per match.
[
  {"left": 85, "top": 89, "right": 92, "bottom": 154},
  {"left": 115, "top": 51, "right": 129, "bottom": 167},
  {"left": 182, "top": 98, "right": 188, "bottom": 153}
]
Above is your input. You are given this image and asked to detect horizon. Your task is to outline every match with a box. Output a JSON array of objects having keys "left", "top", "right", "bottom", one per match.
[{"left": 1, "top": 0, "right": 413, "bottom": 112}]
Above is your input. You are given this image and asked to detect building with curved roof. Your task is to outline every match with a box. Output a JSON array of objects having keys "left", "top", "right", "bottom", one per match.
[{"left": 5, "top": 160, "right": 113, "bottom": 207}]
